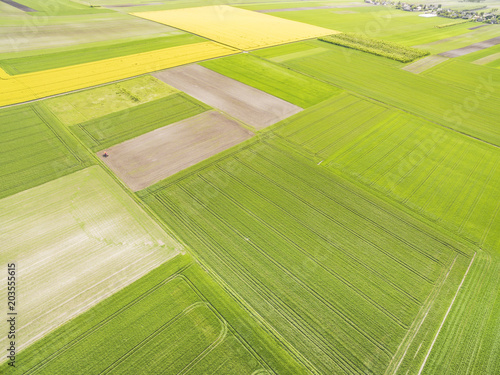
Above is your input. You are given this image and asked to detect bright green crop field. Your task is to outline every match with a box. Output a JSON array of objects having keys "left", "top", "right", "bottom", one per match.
[
  {"left": 253, "top": 40, "right": 500, "bottom": 147},
  {"left": 0, "top": 254, "right": 306, "bottom": 374},
  {"left": 140, "top": 138, "right": 474, "bottom": 374},
  {"left": 0, "top": 103, "right": 92, "bottom": 199},
  {"left": 1, "top": 1, "right": 499, "bottom": 374},
  {"left": 200, "top": 54, "right": 341, "bottom": 108},
  {"left": 70, "top": 93, "right": 210, "bottom": 152}
]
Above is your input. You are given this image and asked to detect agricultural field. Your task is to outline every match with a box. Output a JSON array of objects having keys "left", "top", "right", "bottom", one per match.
[
  {"left": 70, "top": 93, "right": 210, "bottom": 152},
  {"left": 44, "top": 75, "right": 180, "bottom": 126},
  {"left": 0, "top": 102, "right": 91, "bottom": 199},
  {"left": 0, "top": 41, "right": 238, "bottom": 107},
  {"left": 0, "top": 254, "right": 307, "bottom": 374},
  {"left": 200, "top": 53, "right": 341, "bottom": 108},
  {"left": 1, "top": 1, "right": 499, "bottom": 374},
  {"left": 254, "top": 40, "right": 500, "bottom": 146},
  {"left": 153, "top": 64, "right": 302, "bottom": 130},
  {"left": 132, "top": 5, "right": 337, "bottom": 50},
  {"left": 141, "top": 139, "right": 475, "bottom": 374},
  {"left": 0, "top": 165, "right": 181, "bottom": 354}
]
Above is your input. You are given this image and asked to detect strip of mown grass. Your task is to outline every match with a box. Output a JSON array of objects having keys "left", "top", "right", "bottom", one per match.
[
  {"left": 258, "top": 40, "right": 500, "bottom": 147},
  {"left": 140, "top": 138, "right": 473, "bottom": 374},
  {"left": 70, "top": 93, "right": 210, "bottom": 152},
  {"left": 0, "top": 103, "right": 92, "bottom": 199},
  {"left": 0, "top": 34, "right": 204, "bottom": 75},
  {"left": 200, "top": 54, "right": 341, "bottom": 108},
  {"left": 319, "top": 33, "right": 429, "bottom": 62},
  {"left": 1, "top": 254, "right": 307, "bottom": 374}
]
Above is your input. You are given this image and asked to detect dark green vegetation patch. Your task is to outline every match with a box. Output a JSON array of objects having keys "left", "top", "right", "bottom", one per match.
[{"left": 319, "top": 33, "right": 429, "bottom": 63}]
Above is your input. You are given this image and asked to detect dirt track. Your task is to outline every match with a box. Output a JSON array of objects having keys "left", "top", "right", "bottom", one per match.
[
  {"left": 0, "top": 0, "right": 35, "bottom": 12},
  {"left": 153, "top": 64, "right": 302, "bottom": 130},
  {"left": 99, "top": 111, "right": 254, "bottom": 191}
]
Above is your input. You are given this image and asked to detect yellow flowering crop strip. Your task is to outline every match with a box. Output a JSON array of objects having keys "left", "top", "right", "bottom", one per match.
[
  {"left": 0, "top": 42, "right": 238, "bottom": 107},
  {"left": 132, "top": 5, "right": 338, "bottom": 51}
]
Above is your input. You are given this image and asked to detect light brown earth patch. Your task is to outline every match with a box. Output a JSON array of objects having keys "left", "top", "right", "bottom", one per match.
[
  {"left": 152, "top": 64, "right": 302, "bottom": 130},
  {"left": 99, "top": 111, "right": 254, "bottom": 191},
  {"left": 402, "top": 55, "right": 449, "bottom": 74}
]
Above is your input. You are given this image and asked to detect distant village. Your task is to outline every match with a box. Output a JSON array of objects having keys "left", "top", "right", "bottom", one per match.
[{"left": 365, "top": 1, "right": 500, "bottom": 23}]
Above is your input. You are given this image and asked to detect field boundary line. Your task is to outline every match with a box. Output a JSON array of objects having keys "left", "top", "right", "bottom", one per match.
[{"left": 417, "top": 252, "right": 477, "bottom": 375}]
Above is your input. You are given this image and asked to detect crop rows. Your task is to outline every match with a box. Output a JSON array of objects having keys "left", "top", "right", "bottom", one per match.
[
  {"left": 71, "top": 93, "right": 209, "bottom": 152},
  {"left": 0, "top": 103, "right": 91, "bottom": 199},
  {"left": 322, "top": 110, "right": 500, "bottom": 251},
  {"left": 142, "top": 139, "right": 466, "bottom": 374},
  {"left": 268, "top": 40, "right": 500, "bottom": 147},
  {"left": 273, "top": 93, "right": 395, "bottom": 159},
  {"left": 319, "top": 33, "right": 429, "bottom": 63}
]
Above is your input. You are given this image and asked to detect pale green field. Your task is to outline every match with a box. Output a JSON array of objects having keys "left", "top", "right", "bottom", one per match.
[{"left": 0, "top": 165, "right": 181, "bottom": 358}]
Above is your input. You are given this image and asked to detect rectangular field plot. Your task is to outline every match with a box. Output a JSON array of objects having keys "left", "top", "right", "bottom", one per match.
[
  {"left": 71, "top": 93, "right": 210, "bottom": 151},
  {"left": 323, "top": 107, "right": 500, "bottom": 252},
  {"left": 45, "top": 75, "right": 179, "bottom": 126},
  {"left": 141, "top": 139, "right": 474, "bottom": 374},
  {"left": 200, "top": 53, "right": 341, "bottom": 108},
  {"left": 0, "top": 103, "right": 91, "bottom": 199},
  {"left": 0, "top": 166, "right": 181, "bottom": 354},
  {"left": 100, "top": 111, "right": 254, "bottom": 191},
  {"left": 132, "top": 5, "right": 336, "bottom": 50},
  {"left": 153, "top": 64, "right": 302, "bottom": 130},
  {"left": 0, "top": 42, "right": 238, "bottom": 107},
  {"left": 3, "top": 255, "right": 307, "bottom": 374}
]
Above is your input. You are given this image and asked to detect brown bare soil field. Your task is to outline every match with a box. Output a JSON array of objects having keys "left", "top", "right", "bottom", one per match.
[
  {"left": 439, "top": 36, "right": 500, "bottom": 57},
  {"left": 0, "top": 0, "right": 35, "bottom": 12},
  {"left": 472, "top": 52, "right": 500, "bottom": 65},
  {"left": 153, "top": 64, "right": 302, "bottom": 130},
  {"left": 402, "top": 55, "right": 449, "bottom": 73},
  {"left": 99, "top": 111, "right": 254, "bottom": 191}
]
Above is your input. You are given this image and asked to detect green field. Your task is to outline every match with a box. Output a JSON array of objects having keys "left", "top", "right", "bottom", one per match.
[
  {"left": 140, "top": 138, "right": 473, "bottom": 374},
  {"left": 0, "top": 103, "right": 92, "bottom": 199},
  {"left": 70, "top": 93, "right": 210, "bottom": 152},
  {"left": 1, "top": 254, "right": 307, "bottom": 374},
  {"left": 0, "top": 33, "right": 204, "bottom": 74},
  {"left": 253, "top": 40, "right": 500, "bottom": 147},
  {"left": 200, "top": 54, "right": 341, "bottom": 108}
]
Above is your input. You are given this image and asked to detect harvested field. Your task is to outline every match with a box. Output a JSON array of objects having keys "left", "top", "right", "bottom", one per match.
[
  {"left": 402, "top": 55, "right": 449, "bottom": 74},
  {"left": 439, "top": 36, "right": 500, "bottom": 57},
  {"left": 99, "top": 111, "right": 254, "bottom": 191},
  {"left": 132, "top": 5, "right": 337, "bottom": 50},
  {"left": 472, "top": 52, "right": 500, "bottom": 65},
  {"left": 0, "top": 42, "right": 238, "bottom": 107},
  {"left": 0, "top": 18, "right": 176, "bottom": 53},
  {"left": 153, "top": 64, "right": 302, "bottom": 129},
  {"left": 0, "top": 166, "right": 181, "bottom": 354}
]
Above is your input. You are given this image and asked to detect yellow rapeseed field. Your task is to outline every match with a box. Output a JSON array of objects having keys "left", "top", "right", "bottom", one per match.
[
  {"left": 132, "top": 5, "right": 338, "bottom": 51},
  {"left": 0, "top": 42, "right": 238, "bottom": 107}
]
